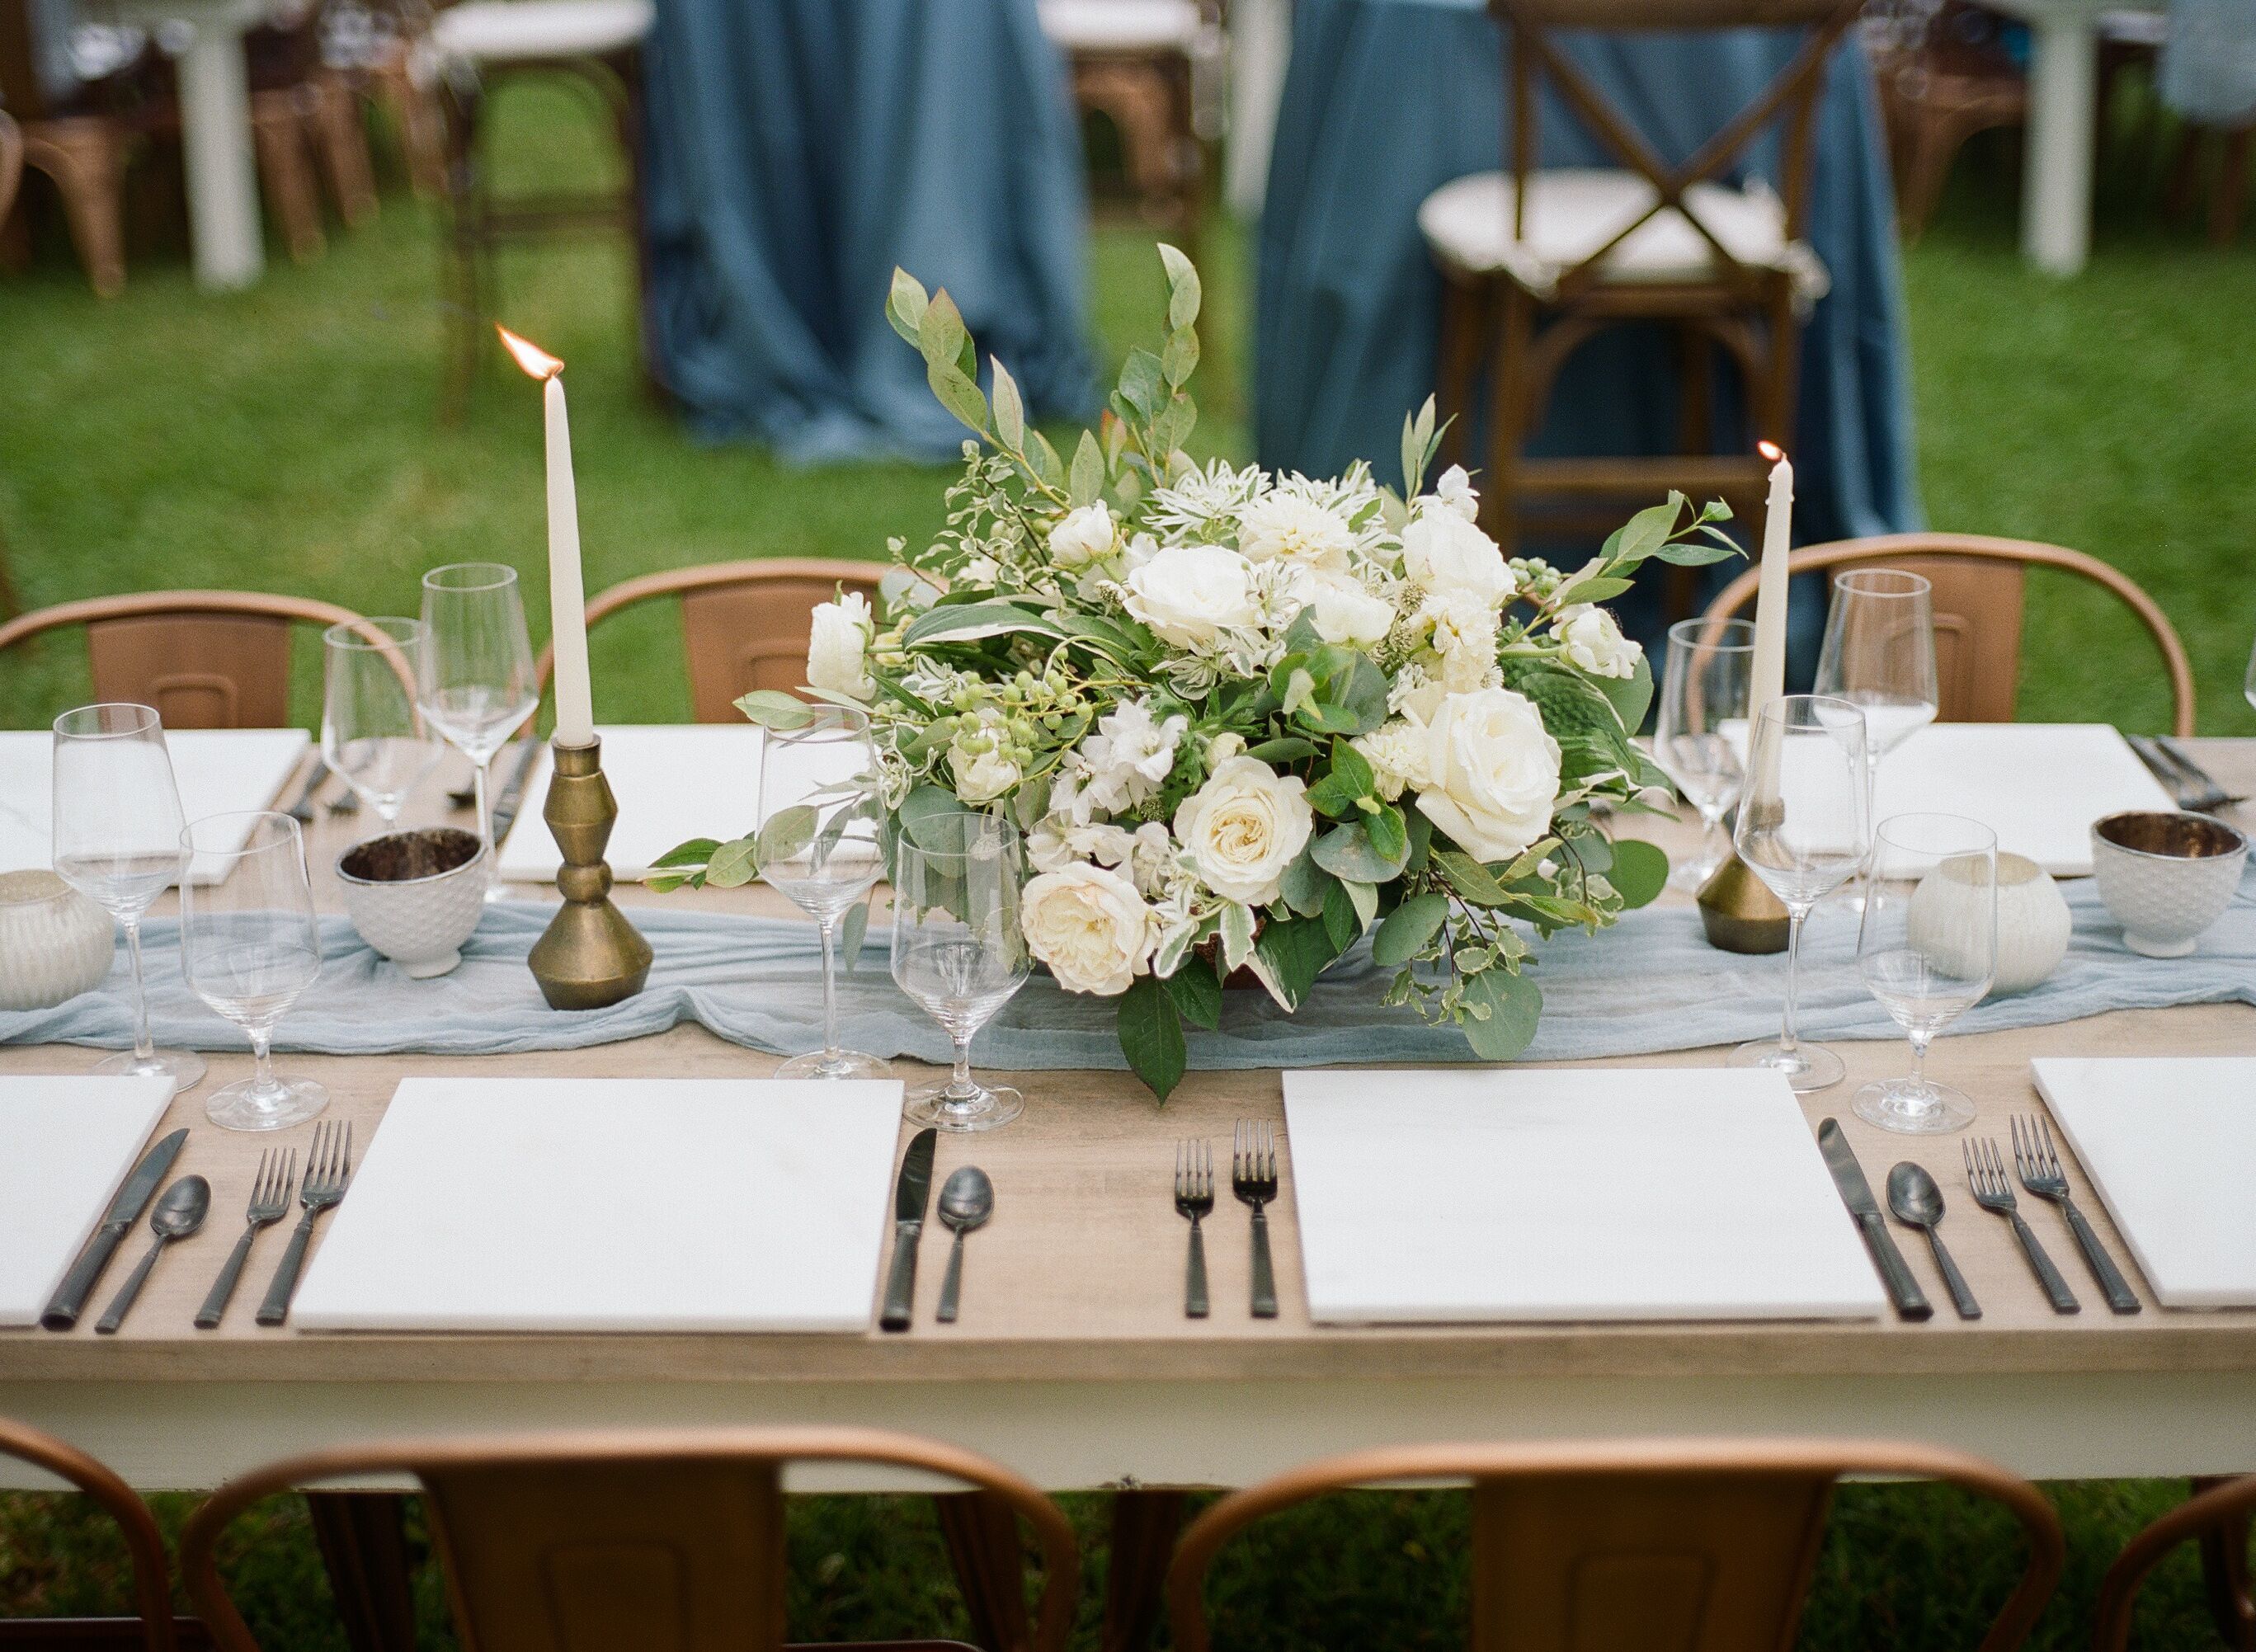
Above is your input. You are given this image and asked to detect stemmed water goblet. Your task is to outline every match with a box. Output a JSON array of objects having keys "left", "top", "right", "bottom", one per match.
[
  {"left": 179, "top": 811, "right": 327, "bottom": 1131},
  {"left": 322, "top": 618, "right": 439, "bottom": 828},
  {"left": 1853, "top": 812, "right": 1997, "bottom": 1134},
  {"left": 418, "top": 563, "right": 539, "bottom": 898},
  {"left": 758, "top": 705, "right": 892, "bottom": 1080},
  {"left": 1729, "top": 694, "right": 1872, "bottom": 1093},
  {"left": 889, "top": 812, "right": 1029, "bottom": 1132},
  {"left": 1816, "top": 568, "right": 1938, "bottom": 791},
  {"left": 50, "top": 704, "right": 206, "bottom": 1094},
  {"left": 1652, "top": 616, "right": 1755, "bottom": 891}
]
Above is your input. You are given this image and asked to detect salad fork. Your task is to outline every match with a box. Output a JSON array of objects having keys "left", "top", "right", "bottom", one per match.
[
  {"left": 1964, "top": 1137, "right": 2078, "bottom": 1314},
  {"left": 1175, "top": 1139, "right": 1213, "bottom": 1320},
  {"left": 195, "top": 1148, "right": 296, "bottom": 1330},
  {"left": 1232, "top": 1121, "right": 1279, "bottom": 1319},
  {"left": 257, "top": 1122, "right": 354, "bottom": 1327},
  {"left": 2012, "top": 1114, "right": 2141, "bottom": 1314}
]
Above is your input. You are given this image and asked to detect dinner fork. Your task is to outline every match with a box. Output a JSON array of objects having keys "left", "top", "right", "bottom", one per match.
[
  {"left": 2155, "top": 737, "right": 2247, "bottom": 812},
  {"left": 2012, "top": 1114, "right": 2141, "bottom": 1314},
  {"left": 1232, "top": 1121, "right": 1280, "bottom": 1320},
  {"left": 195, "top": 1148, "right": 295, "bottom": 1330},
  {"left": 256, "top": 1122, "right": 353, "bottom": 1327},
  {"left": 1963, "top": 1137, "right": 2079, "bottom": 1314},
  {"left": 1175, "top": 1139, "right": 1213, "bottom": 1320}
]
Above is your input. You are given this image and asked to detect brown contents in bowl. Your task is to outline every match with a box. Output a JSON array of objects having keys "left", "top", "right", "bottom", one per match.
[
  {"left": 2094, "top": 811, "right": 2248, "bottom": 860},
  {"left": 341, "top": 828, "right": 483, "bottom": 882}
]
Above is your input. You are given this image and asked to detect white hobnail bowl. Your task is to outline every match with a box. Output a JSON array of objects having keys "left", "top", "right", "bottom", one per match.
[
  {"left": 2089, "top": 811, "right": 2249, "bottom": 958},
  {"left": 337, "top": 829, "right": 489, "bottom": 979},
  {"left": 0, "top": 870, "right": 115, "bottom": 1010}
]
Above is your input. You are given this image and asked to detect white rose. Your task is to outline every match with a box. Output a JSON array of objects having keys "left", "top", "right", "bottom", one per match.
[
  {"left": 1302, "top": 572, "right": 1396, "bottom": 649},
  {"left": 1414, "top": 687, "right": 1562, "bottom": 864},
  {"left": 1172, "top": 755, "right": 1314, "bottom": 906},
  {"left": 1125, "top": 544, "right": 1261, "bottom": 649},
  {"left": 948, "top": 708, "right": 1021, "bottom": 804},
  {"left": 806, "top": 592, "right": 874, "bottom": 700},
  {"left": 1237, "top": 492, "right": 1355, "bottom": 572},
  {"left": 1020, "top": 864, "right": 1156, "bottom": 995},
  {"left": 1401, "top": 507, "right": 1516, "bottom": 607},
  {"left": 1432, "top": 464, "right": 1480, "bottom": 521},
  {"left": 1048, "top": 502, "right": 1117, "bottom": 571},
  {"left": 1553, "top": 604, "right": 1641, "bottom": 680}
]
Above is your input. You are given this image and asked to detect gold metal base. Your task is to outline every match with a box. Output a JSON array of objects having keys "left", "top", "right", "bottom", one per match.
[
  {"left": 1695, "top": 851, "right": 1792, "bottom": 954},
  {"left": 526, "top": 737, "right": 654, "bottom": 1010}
]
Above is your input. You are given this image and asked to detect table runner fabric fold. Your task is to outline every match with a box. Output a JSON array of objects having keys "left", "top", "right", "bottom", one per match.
[{"left": 7, "top": 878, "right": 2252, "bottom": 1068}]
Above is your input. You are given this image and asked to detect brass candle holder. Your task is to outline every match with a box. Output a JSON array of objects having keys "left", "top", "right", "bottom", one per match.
[
  {"left": 1694, "top": 852, "right": 1791, "bottom": 954},
  {"left": 526, "top": 737, "right": 653, "bottom": 1009}
]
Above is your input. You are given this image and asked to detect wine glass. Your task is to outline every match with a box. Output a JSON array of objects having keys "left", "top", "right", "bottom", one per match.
[
  {"left": 889, "top": 812, "right": 1029, "bottom": 1132},
  {"left": 759, "top": 705, "right": 892, "bottom": 1080},
  {"left": 51, "top": 704, "right": 206, "bottom": 1094},
  {"left": 418, "top": 562, "right": 539, "bottom": 898},
  {"left": 322, "top": 618, "right": 439, "bottom": 828},
  {"left": 1816, "top": 568, "right": 1938, "bottom": 788},
  {"left": 1653, "top": 616, "right": 1755, "bottom": 891},
  {"left": 2244, "top": 622, "right": 2255, "bottom": 722},
  {"left": 1729, "top": 694, "right": 1871, "bottom": 1093},
  {"left": 179, "top": 811, "right": 327, "bottom": 1131},
  {"left": 1853, "top": 812, "right": 1996, "bottom": 1134}
]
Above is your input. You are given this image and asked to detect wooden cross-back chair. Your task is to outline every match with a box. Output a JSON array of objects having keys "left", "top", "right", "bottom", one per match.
[
  {"left": 534, "top": 558, "right": 884, "bottom": 720},
  {"left": 1697, "top": 532, "right": 2197, "bottom": 735},
  {"left": 2096, "top": 1473, "right": 2256, "bottom": 1651},
  {"left": 179, "top": 1427, "right": 1081, "bottom": 1652},
  {"left": 0, "top": 591, "right": 400, "bottom": 729},
  {"left": 1165, "top": 1438, "right": 2065, "bottom": 1652},
  {"left": 1425, "top": 0, "right": 1863, "bottom": 558}
]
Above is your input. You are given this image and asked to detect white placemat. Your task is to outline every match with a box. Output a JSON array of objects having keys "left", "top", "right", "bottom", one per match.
[
  {"left": 1282, "top": 1068, "right": 1886, "bottom": 1324},
  {"left": 292, "top": 1075, "right": 907, "bottom": 1332},
  {"left": 1874, "top": 723, "right": 2172, "bottom": 876},
  {"left": 2032, "top": 1057, "right": 2256, "bottom": 1309},
  {"left": 495, "top": 725, "right": 772, "bottom": 883},
  {"left": 0, "top": 727, "right": 310, "bottom": 882},
  {"left": 0, "top": 1075, "right": 176, "bottom": 1325}
]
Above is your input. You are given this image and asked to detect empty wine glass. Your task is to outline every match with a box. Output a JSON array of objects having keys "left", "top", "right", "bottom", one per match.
[
  {"left": 889, "top": 812, "right": 1029, "bottom": 1132},
  {"left": 1853, "top": 812, "right": 1996, "bottom": 1134},
  {"left": 2244, "top": 621, "right": 2255, "bottom": 720},
  {"left": 759, "top": 705, "right": 892, "bottom": 1080},
  {"left": 1816, "top": 568, "right": 1938, "bottom": 788},
  {"left": 51, "top": 704, "right": 206, "bottom": 1094},
  {"left": 322, "top": 618, "right": 439, "bottom": 827},
  {"left": 418, "top": 563, "right": 539, "bottom": 898},
  {"left": 179, "top": 812, "right": 327, "bottom": 1131},
  {"left": 1730, "top": 694, "right": 1871, "bottom": 1093},
  {"left": 1653, "top": 616, "right": 1755, "bottom": 891}
]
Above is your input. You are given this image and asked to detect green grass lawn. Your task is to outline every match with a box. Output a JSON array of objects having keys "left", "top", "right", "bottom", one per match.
[{"left": 1, "top": 82, "right": 2252, "bottom": 1652}]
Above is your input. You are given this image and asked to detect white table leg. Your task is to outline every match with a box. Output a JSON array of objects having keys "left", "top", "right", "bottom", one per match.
[
  {"left": 2023, "top": 4, "right": 2100, "bottom": 275},
  {"left": 177, "top": 19, "right": 264, "bottom": 289},
  {"left": 1224, "top": 0, "right": 1290, "bottom": 219}
]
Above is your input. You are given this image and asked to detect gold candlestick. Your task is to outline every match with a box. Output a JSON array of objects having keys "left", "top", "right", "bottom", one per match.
[
  {"left": 1694, "top": 852, "right": 1791, "bottom": 953},
  {"left": 526, "top": 737, "right": 652, "bottom": 1009}
]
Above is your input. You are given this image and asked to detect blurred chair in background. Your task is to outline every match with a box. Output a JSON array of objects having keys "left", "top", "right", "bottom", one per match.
[
  {"left": 0, "top": 0, "right": 155, "bottom": 294},
  {"left": 2095, "top": 1473, "right": 2256, "bottom": 1651},
  {"left": 0, "top": 111, "right": 18, "bottom": 619},
  {"left": 1867, "top": 0, "right": 2028, "bottom": 239}
]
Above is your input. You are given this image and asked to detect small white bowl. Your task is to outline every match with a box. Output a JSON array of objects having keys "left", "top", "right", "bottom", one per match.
[
  {"left": 337, "top": 829, "right": 488, "bottom": 978},
  {"left": 2089, "top": 811, "right": 2248, "bottom": 958}
]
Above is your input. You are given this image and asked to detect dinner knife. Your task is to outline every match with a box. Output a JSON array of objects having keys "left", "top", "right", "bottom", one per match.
[
  {"left": 42, "top": 1127, "right": 190, "bottom": 1331},
  {"left": 878, "top": 1128, "right": 938, "bottom": 1332},
  {"left": 486, "top": 740, "right": 541, "bottom": 844},
  {"left": 1817, "top": 1119, "right": 1932, "bottom": 1321}
]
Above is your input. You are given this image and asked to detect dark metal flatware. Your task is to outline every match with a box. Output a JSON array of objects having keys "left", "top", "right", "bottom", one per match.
[
  {"left": 95, "top": 1175, "right": 209, "bottom": 1334},
  {"left": 486, "top": 740, "right": 542, "bottom": 840},
  {"left": 1964, "top": 1136, "right": 2079, "bottom": 1313},
  {"left": 1232, "top": 1120, "right": 1280, "bottom": 1319},
  {"left": 195, "top": 1148, "right": 296, "bottom": 1330},
  {"left": 2012, "top": 1113, "right": 2141, "bottom": 1314},
  {"left": 1817, "top": 1119, "right": 1932, "bottom": 1320},
  {"left": 256, "top": 1121, "right": 354, "bottom": 1327},
  {"left": 280, "top": 756, "right": 332, "bottom": 825},
  {"left": 2155, "top": 737, "right": 2246, "bottom": 812},
  {"left": 878, "top": 1128, "right": 937, "bottom": 1333},
  {"left": 1887, "top": 1161, "right": 1980, "bottom": 1320},
  {"left": 44, "top": 1127, "right": 190, "bottom": 1331},
  {"left": 935, "top": 1165, "right": 991, "bottom": 1325},
  {"left": 1175, "top": 1140, "right": 1213, "bottom": 1320}
]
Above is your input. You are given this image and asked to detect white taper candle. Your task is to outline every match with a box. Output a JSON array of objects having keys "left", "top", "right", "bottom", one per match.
[
  {"left": 1750, "top": 443, "right": 1793, "bottom": 713},
  {"left": 541, "top": 370, "right": 594, "bottom": 747}
]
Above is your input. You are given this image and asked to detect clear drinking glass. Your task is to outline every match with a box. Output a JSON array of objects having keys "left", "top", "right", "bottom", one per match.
[
  {"left": 1729, "top": 694, "right": 1872, "bottom": 1092},
  {"left": 2244, "top": 623, "right": 2255, "bottom": 719},
  {"left": 322, "top": 618, "right": 439, "bottom": 827},
  {"left": 1652, "top": 616, "right": 1756, "bottom": 891},
  {"left": 889, "top": 812, "right": 1029, "bottom": 1132},
  {"left": 1816, "top": 568, "right": 1939, "bottom": 787},
  {"left": 50, "top": 704, "right": 207, "bottom": 1094},
  {"left": 418, "top": 563, "right": 539, "bottom": 898},
  {"left": 758, "top": 705, "right": 892, "bottom": 1080},
  {"left": 1853, "top": 812, "right": 1996, "bottom": 1133},
  {"left": 179, "top": 811, "right": 327, "bottom": 1131}
]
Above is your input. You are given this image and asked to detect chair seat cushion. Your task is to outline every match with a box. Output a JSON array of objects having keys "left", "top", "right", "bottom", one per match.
[
  {"left": 1039, "top": 0, "right": 1203, "bottom": 54},
  {"left": 432, "top": 0, "right": 653, "bottom": 65},
  {"left": 1416, "top": 167, "right": 1830, "bottom": 305}
]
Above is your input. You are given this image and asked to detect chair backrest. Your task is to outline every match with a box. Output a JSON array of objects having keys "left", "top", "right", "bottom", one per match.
[
  {"left": 180, "top": 1426, "right": 1081, "bottom": 1652},
  {"left": 0, "top": 1417, "right": 186, "bottom": 1652},
  {"left": 0, "top": 591, "right": 397, "bottom": 729},
  {"left": 1697, "top": 532, "right": 2197, "bottom": 734},
  {"left": 1166, "top": 1438, "right": 2063, "bottom": 1652},
  {"left": 0, "top": 0, "right": 51, "bottom": 122},
  {"left": 537, "top": 558, "right": 885, "bottom": 722},
  {"left": 2094, "top": 1474, "right": 2256, "bottom": 1651},
  {"left": 0, "top": 111, "right": 22, "bottom": 224},
  {"left": 1488, "top": 0, "right": 1863, "bottom": 298}
]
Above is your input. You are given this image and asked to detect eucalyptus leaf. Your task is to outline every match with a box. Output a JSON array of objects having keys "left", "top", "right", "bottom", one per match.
[
  {"left": 1024, "top": 428, "right": 1067, "bottom": 492},
  {"left": 1458, "top": 968, "right": 1542, "bottom": 1061},
  {"left": 1278, "top": 842, "right": 1331, "bottom": 917},
  {"left": 1608, "top": 837, "right": 1670, "bottom": 909},
  {"left": 839, "top": 895, "right": 869, "bottom": 974},
  {"left": 1118, "top": 975, "right": 1186, "bottom": 1102},
  {"left": 1069, "top": 431, "right": 1104, "bottom": 507},
  {"left": 885, "top": 267, "right": 929, "bottom": 347},
  {"left": 990, "top": 356, "right": 1024, "bottom": 450},
  {"left": 917, "top": 287, "right": 966, "bottom": 374},
  {"left": 927, "top": 364, "right": 989, "bottom": 436},
  {"left": 732, "top": 689, "right": 818, "bottom": 731},
  {"left": 706, "top": 835, "right": 760, "bottom": 889},
  {"left": 1373, "top": 891, "right": 1448, "bottom": 966},
  {"left": 1312, "top": 819, "right": 1408, "bottom": 883}
]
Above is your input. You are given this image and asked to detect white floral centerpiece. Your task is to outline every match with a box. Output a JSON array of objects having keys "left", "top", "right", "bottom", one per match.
[{"left": 662, "top": 247, "right": 1740, "bottom": 1099}]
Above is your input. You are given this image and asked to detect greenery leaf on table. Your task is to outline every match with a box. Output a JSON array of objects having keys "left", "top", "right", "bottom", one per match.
[{"left": 1119, "top": 974, "right": 1187, "bottom": 1102}]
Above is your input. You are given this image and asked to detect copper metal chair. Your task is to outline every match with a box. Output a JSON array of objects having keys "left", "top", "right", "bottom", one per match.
[
  {"left": 0, "top": 591, "right": 398, "bottom": 729},
  {"left": 2095, "top": 1474, "right": 2256, "bottom": 1652},
  {"left": 0, "top": 112, "right": 18, "bottom": 619},
  {"left": 0, "top": 1416, "right": 209, "bottom": 1650},
  {"left": 179, "top": 1426, "right": 1081, "bottom": 1652},
  {"left": 1697, "top": 531, "right": 2197, "bottom": 735},
  {"left": 1165, "top": 1438, "right": 2065, "bottom": 1652},
  {"left": 1868, "top": 0, "right": 2029, "bottom": 241},
  {"left": 533, "top": 558, "right": 884, "bottom": 719},
  {"left": 1425, "top": 0, "right": 1862, "bottom": 556}
]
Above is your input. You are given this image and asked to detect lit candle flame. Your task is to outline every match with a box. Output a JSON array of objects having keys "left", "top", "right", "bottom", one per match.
[
  {"left": 496, "top": 324, "right": 564, "bottom": 381},
  {"left": 1757, "top": 440, "right": 1784, "bottom": 463}
]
